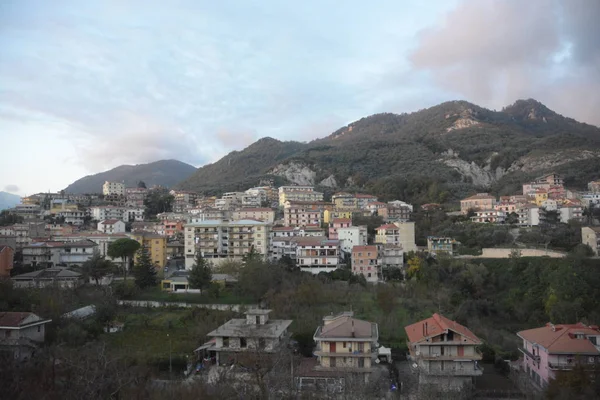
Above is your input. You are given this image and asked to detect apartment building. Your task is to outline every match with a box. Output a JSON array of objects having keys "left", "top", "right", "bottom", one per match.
[
  {"left": 295, "top": 237, "right": 340, "bottom": 274},
  {"left": 184, "top": 219, "right": 270, "bottom": 268},
  {"left": 130, "top": 232, "right": 168, "bottom": 269},
  {"left": 375, "top": 221, "right": 417, "bottom": 253},
  {"left": 471, "top": 210, "right": 506, "bottom": 224},
  {"left": 517, "top": 205, "right": 541, "bottom": 226},
  {"left": 323, "top": 209, "right": 354, "bottom": 224},
  {"left": 56, "top": 209, "right": 86, "bottom": 225},
  {"left": 22, "top": 240, "right": 98, "bottom": 268},
  {"left": 338, "top": 226, "right": 368, "bottom": 253},
  {"left": 588, "top": 180, "right": 600, "bottom": 193},
  {"left": 91, "top": 206, "right": 125, "bottom": 221},
  {"left": 284, "top": 202, "right": 322, "bottom": 227},
  {"left": 125, "top": 187, "right": 147, "bottom": 207},
  {"left": 405, "top": 313, "right": 483, "bottom": 389},
  {"left": 332, "top": 193, "right": 358, "bottom": 209},
  {"left": 278, "top": 186, "right": 323, "bottom": 206},
  {"left": 380, "top": 244, "right": 404, "bottom": 269},
  {"left": 352, "top": 245, "right": 380, "bottom": 282},
  {"left": 232, "top": 207, "right": 275, "bottom": 223},
  {"left": 312, "top": 311, "right": 379, "bottom": 379},
  {"left": 329, "top": 218, "right": 352, "bottom": 240},
  {"left": 102, "top": 181, "right": 125, "bottom": 196},
  {"left": 517, "top": 322, "right": 600, "bottom": 390},
  {"left": 97, "top": 219, "right": 126, "bottom": 234},
  {"left": 427, "top": 237, "right": 459, "bottom": 256},
  {"left": 380, "top": 204, "right": 412, "bottom": 222},
  {"left": 460, "top": 193, "right": 496, "bottom": 214},
  {"left": 163, "top": 220, "right": 184, "bottom": 237}
]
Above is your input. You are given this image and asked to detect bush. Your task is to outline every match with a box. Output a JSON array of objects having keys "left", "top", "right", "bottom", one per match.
[{"left": 114, "top": 281, "right": 139, "bottom": 299}]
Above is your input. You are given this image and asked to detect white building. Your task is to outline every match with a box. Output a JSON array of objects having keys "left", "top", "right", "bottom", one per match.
[
  {"left": 388, "top": 200, "right": 414, "bottom": 212},
  {"left": 231, "top": 208, "right": 275, "bottom": 223},
  {"left": 518, "top": 205, "right": 540, "bottom": 226},
  {"left": 57, "top": 209, "right": 86, "bottom": 225},
  {"left": 0, "top": 312, "right": 52, "bottom": 360},
  {"left": 97, "top": 219, "right": 126, "bottom": 234},
  {"left": 295, "top": 237, "right": 340, "bottom": 274},
  {"left": 269, "top": 237, "right": 298, "bottom": 261},
  {"left": 123, "top": 207, "right": 145, "bottom": 222},
  {"left": 337, "top": 226, "right": 368, "bottom": 254},
  {"left": 91, "top": 206, "right": 125, "bottom": 221},
  {"left": 102, "top": 181, "right": 125, "bottom": 196}
]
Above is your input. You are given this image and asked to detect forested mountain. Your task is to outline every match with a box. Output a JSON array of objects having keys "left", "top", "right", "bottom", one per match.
[
  {"left": 176, "top": 99, "right": 600, "bottom": 204},
  {"left": 64, "top": 160, "right": 197, "bottom": 194},
  {"left": 0, "top": 192, "right": 20, "bottom": 211}
]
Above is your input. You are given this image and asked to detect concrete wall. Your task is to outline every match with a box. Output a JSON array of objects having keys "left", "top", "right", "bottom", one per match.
[
  {"left": 117, "top": 300, "right": 256, "bottom": 312},
  {"left": 461, "top": 248, "right": 567, "bottom": 259}
]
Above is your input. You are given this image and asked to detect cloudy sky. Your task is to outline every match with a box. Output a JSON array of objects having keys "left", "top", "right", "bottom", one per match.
[{"left": 1, "top": 0, "right": 598, "bottom": 196}]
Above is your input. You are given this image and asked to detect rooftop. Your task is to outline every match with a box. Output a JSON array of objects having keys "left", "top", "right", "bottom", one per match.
[
  {"left": 207, "top": 317, "right": 292, "bottom": 338},
  {"left": 518, "top": 323, "right": 600, "bottom": 355},
  {"left": 316, "top": 311, "right": 377, "bottom": 340},
  {"left": 352, "top": 245, "right": 378, "bottom": 252},
  {"left": 462, "top": 193, "right": 496, "bottom": 201},
  {"left": 405, "top": 313, "right": 481, "bottom": 345},
  {"left": 12, "top": 267, "right": 82, "bottom": 280},
  {"left": 0, "top": 312, "right": 50, "bottom": 328}
]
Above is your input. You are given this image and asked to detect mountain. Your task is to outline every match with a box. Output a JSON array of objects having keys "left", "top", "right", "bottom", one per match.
[
  {"left": 0, "top": 192, "right": 21, "bottom": 211},
  {"left": 176, "top": 99, "right": 600, "bottom": 204},
  {"left": 64, "top": 160, "right": 197, "bottom": 194}
]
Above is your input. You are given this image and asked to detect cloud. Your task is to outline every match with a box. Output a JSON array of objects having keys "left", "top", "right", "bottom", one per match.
[
  {"left": 4, "top": 185, "right": 19, "bottom": 193},
  {"left": 410, "top": 0, "right": 600, "bottom": 125},
  {"left": 215, "top": 129, "right": 258, "bottom": 151}
]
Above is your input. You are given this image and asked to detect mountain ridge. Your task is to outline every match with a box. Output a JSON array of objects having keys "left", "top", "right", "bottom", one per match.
[
  {"left": 0, "top": 192, "right": 21, "bottom": 211},
  {"left": 176, "top": 98, "right": 600, "bottom": 204},
  {"left": 64, "top": 159, "right": 197, "bottom": 194}
]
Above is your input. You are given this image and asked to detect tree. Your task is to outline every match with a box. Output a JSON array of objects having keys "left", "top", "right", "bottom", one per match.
[
  {"left": 144, "top": 189, "right": 174, "bottom": 218},
  {"left": 188, "top": 252, "right": 212, "bottom": 293},
  {"left": 107, "top": 238, "right": 140, "bottom": 279},
  {"left": 82, "top": 252, "right": 114, "bottom": 285},
  {"left": 0, "top": 210, "right": 23, "bottom": 226},
  {"left": 137, "top": 180, "right": 147, "bottom": 189},
  {"left": 242, "top": 246, "right": 262, "bottom": 265},
  {"left": 132, "top": 246, "right": 157, "bottom": 289}
]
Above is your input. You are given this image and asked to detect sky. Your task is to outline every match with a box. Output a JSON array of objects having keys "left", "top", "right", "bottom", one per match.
[{"left": 1, "top": 0, "right": 599, "bottom": 196}]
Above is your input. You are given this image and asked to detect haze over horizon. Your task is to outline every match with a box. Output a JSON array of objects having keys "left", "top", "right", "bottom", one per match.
[{"left": 1, "top": 0, "right": 599, "bottom": 196}]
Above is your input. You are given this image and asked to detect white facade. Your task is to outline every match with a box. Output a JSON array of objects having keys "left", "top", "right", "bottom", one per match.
[
  {"left": 295, "top": 238, "right": 340, "bottom": 274},
  {"left": 91, "top": 206, "right": 125, "bottom": 221},
  {"left": 102, "top": 181, "right": 125, "bottom": 196},
  {"left": 97, "top": 220, "right": 126, "bottom": 234},
  {"left": 123, "top": 207, "right": 145, "bottom": 222},
  {"left": 57, "top": 209, "right": 86, "bottom": 225},
  {"left": 337, "top": 226, "right": 368, "bottom": 253}
]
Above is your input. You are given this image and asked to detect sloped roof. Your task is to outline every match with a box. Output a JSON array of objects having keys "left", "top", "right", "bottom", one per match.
[
  {"left": 405, "top": 313, "right": 481, "bottom": 345},
  {"left": 0, "top": 312, "right": 48, "bottom": 328},
  {"left": 517, "top": 323, "right": 600, "bottom": 354},
  {"left": 317, "top": 313, "right": 376, "bottom": 339},
  {"left": 13, "top": 267, "right": 82, "bottom": 280},
  {"left": 352, "top": 245, "right": 378, "bottom": 253},
  {"left": 376, "top": 224, "right": 398, "bottom": 230},
  {"left": 99, "top": 219, "right": 122, "bottom": 225},
  {"left": 461, "top": 193, "right": 496, "bottom": 201}
]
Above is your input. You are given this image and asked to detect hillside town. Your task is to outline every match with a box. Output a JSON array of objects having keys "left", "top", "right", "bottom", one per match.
[{"left": 1, "top": 172, "right": 600, "bottom": 398}]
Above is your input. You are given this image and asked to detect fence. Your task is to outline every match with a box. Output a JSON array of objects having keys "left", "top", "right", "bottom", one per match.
[{"left": 117, "top": 300, "right": 257, "bottom": 312}]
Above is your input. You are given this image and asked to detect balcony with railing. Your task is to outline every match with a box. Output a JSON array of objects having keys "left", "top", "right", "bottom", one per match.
[
  {"left": 417, "top": 348, "right": 483, "bottom": 361},
  {"left": 519, "top": 347, "right": 541, "bottom": 362}
]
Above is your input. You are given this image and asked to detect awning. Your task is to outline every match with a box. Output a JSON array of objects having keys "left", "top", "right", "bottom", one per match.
[{"left": 194, "top": 340, "right": 216, "bottom": 353}]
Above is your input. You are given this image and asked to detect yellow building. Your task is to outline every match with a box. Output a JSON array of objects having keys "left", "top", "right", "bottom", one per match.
[
  {"left": 534, "top": 190, "right": 548, "bottom": 206},
  {"left": 313, "top": 311, "right": 378, "bottom": 377},
  {"left": 130, "top": 232, "right": 167, "bottom": 269},
  {"left": 323, "top": 209, "right": 354, "bottom": 224}
]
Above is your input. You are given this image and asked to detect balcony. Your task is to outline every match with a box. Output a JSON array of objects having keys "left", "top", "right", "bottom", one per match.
[
  {"left": 519, "top": 347, "right": 541, "bottom": 362},
  {"left": 548, "top": 361, "right": 596, "bottom": 370},
  {"left": 417, "top": 349, "right": 483, "bottom": 361},
  {"left": 313, "top": 349, "right": 376, "bottom": 358},
  {"left": 419, "top": 361, "right": 484, "bottom": 377}
]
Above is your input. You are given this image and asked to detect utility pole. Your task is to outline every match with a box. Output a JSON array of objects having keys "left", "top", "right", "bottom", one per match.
[{"left": 168, "top": 333, "right": 172, "bottom": 378}]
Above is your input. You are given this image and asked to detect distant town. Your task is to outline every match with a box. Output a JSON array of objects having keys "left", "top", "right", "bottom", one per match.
[{"left": 1, "top": 173, "right": 599, "bottom": 398}]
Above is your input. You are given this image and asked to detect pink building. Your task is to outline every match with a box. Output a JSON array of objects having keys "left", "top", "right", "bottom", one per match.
[
  {"left": 517, "top": 322, "right": 600, "bottom": 390},
  {"left": 328, "top": 218, "right": 352, "bottom": 240}
]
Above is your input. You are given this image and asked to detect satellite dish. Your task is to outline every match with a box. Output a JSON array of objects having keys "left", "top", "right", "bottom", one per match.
[{"left": 375, "top": 359, "right": 380, "bottom": 364}]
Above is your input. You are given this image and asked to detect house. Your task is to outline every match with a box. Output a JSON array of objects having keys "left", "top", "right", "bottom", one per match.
[
  {"left": 582, "top": 227, "right": 600, "bottom": 255},
  {"left": 460, "top": 193, "right": 496, "bottom": 214},
  {"left": 232, "top": 207, "right": 275, "bottom": 223},
  {"left": 0, "top": 245, "right": 15, "bottom": 278},
  {"left": 328, "top": 218, "right": 352, "bottom": 240},
  {"left": 102, "top": 181, "right": 125, "bottom": 196},
  {"left": 163, "top": 220, "right": 184, "bottom": 237},
  {"left": 517, "top": 322, "right": 600, "bottom": 390},
  {"left": 295, "top": 237, "right": 341, "bottom": 274},
  {"left": 427, "top": 237, "right": 458, "bottom": 256},
  {"left": 278, "top": 186, "right": 323, "bottom": 206},
  {"left": 337, "top": 226, "right": 368, "bottom": 254},
  {"left": 90, "top": 206, "right": 126, "bottom": 221},
  {"left": 123, "top": 207, "right": 145, "bottom": 222},
  {"left": 12, "top": 267, "right": 84, "bottom": 288},
  {"left": 130, "top": 232, "right": 168, "bottom": 269},
  {"left": 375, "top": 221, "right": 417, "bottom": 253},
  {"left": 184, "top": 219, "right": 270, "bottom": 268},
  {"left": 354, "top": 194, "right": 378, "bottom": 209},
  {"left": 125, "top": 187, "right": 148, "bottom": 207},
  {"left": 534, "top": 190, "right": 549, "bottom": 207},
  {"left": 351, "top": 245, "right": 380, "bottom": 282},
  {"left": 284, "top": 201, "right": 323, "bottom": 227},
  {"left": 205, "top": 309, "right": 292, "bottom": 366},
  {"left": 380, "top": 244, "right": 404, "bottom": 269},
  {"left": 311, "top": 311, "right": 378, "bottom": 382},
  {"left": 97, "top": 219, "right": 126, "bottom": 234},
  {"left": 22, "top": 240, "right": 97, "bottom": 268},
  {"left": 517, "top": 204, "right": 541, "bottom": 226},
  {"left": 405, "top": 313, "right": 483, "bottom": 389},
  {"left": 471, "top": 210, "right": 507, "bottom": 224},
  {"left": 380, "top": 204, "right": 412, "bottom": 222},
  {"left": 0, "top": 312, "right": 52, "bottom": 360}
]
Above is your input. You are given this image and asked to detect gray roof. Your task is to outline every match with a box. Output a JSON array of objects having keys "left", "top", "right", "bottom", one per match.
[
  {"left": 208, "top": 318, "right": 292, "bottom": 339},
  {"left": 13, "top": 268, "right": 82, "bottom": 280},
  {"left": 63, "top": 305, "right": 96, "bottom": 320}
]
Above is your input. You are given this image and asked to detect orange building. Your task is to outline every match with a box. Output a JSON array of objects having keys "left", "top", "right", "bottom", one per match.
[
  {"left": 0, "top": 245, "right": 15, "bottom": 278},
  {"left": 351, "top": 245, "right": 380, "bottom": 283}
]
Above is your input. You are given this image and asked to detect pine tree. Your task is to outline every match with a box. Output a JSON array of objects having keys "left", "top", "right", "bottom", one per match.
[
  {"left": 133, "top": 246, "right": 157, "bottom": 289},
  {"left": 188, "top": 252, "right": 212, "bottom": 293}
]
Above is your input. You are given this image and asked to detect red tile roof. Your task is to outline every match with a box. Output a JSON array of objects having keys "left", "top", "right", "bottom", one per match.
[
  {"left": 331, "top": 218, "right": 352, "bottom": 224},
  {"left": 518, "top": 323, "right": 600, "bottom": 354},
  {"left": 0, "top": 312, "right": 33, "bottom": 328},
  {"left": 352, "top": 245, "right": 378, "bottom": 252},
  {"left": 376, "top": 224, "right": 398, "bottom": 230},
  {"left": 405, "top": 313, "right": 481, "bottom": 345}
]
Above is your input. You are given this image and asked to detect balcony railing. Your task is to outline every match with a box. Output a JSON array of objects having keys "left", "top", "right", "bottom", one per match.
[
  {"left": 548, "top": 361, "right": 597, "bottom": 370},
  {"left": 417, "top": 349, "right": 483, "bottom": 361},
  {"left": 519, "top": 347, "right": 541, "bottom": 362}
]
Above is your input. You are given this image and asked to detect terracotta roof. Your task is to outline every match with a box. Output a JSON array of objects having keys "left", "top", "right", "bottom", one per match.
[
  {"left": 405, "top": 313, "right": 481, "bottom": 345},
  {"left": 0, "top": 245, "right": 13, "bottom": 253},
  {"left": 376, "top": 224, "right": 398, "bottom": 230},
  {"left": 352, "top": 245, "right": 378, "bottom": 252},
  {"left": 318, "top": 314, "right": 376, "bottom": 339},
  {"left": 331, "top": 218, "right": 352, "bottom": 224},
  {"left": 295, "top": 237, "right": 339, "bottom": 247},
  {"left": 517, "top": 323, "right": 600, "bottom": 354},
  {"left": 0, "top": 312, "right": 34, "bottom": 327},
  {"left": 236, "top": 208, "right": 274, "bottom": 212},
  {"left": 100, "top": 219, "right": 121, "bottom": 225}
]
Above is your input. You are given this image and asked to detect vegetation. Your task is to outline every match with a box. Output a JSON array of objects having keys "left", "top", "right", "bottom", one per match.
[
  {"left": 144, "top": 188, "right": 174, "bottom": 218},
  {"left": 81, "top": 251, "right": 116, "bottom": 285},
  {"left": 0, "top": 210, "right": 23, "bottom": 226},
  {"left": 133, "top": 246, "right": 158, "bottom": 289},
  {"left": 107, "top": 237, "right": 141, "bottom": 279},
  {"left": 188, "top": 252, "right": 212, "bottom": 293}
]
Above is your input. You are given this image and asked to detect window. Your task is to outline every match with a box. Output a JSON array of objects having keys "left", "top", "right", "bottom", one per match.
[
  {"left": 240, "top": 337, "right": 247, "bottom": 348},
  {"left": 259, "top": 338, "right": 266, "bottom": 348},
  {"left": 343, "top": 342, "right": 346, "bottom": 348},
  {"left": 5, "top": 331, "right": 11, "bottom": 338},
  {"left": 38, "top": 326, "right": 41, "bottom": 332},
  {"left": 223, "top": 337, "right": 229, "bottom": 347},
  {"left": 590, "top": 336, "right": 597, "bottom": 345}
]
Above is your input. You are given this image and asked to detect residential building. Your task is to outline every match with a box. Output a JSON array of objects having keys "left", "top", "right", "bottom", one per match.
[
  {"left": 388, "top": 200, "right": 414, "bottom": 211},
  {"left": 329, "top": 218, "right": 352, "bottom": 240},
  {"left": 163, "top": 220, "right": 184, "bottom": 237},
  {"left": 471, "top": 210, "right": 507, "bottom": 224},
  {"left": 380, "top": 244, "right": 404, "bottom": 269},
  {"left": 215, "top": 192, "right": 244, "bottom": 211},
  {"left": 352, "top": 245, "right": 380, "bottom": 282},
  {"left": 405, "top": 313, "right": 483, "bottom": 389},
  {"left": 12, "top": 267, "right": 84, "bottom": 288},
  {"left": 284, "top": 202, "right": 322, "bottom": 227},
  {"left": 269, "top": 237, "right": 298, "bottom": 261},
  {"left": 312, "top": 311, "right": 379, "bottom": 380},
  {"left": 517, "top": 322, "right": 600, "bottom": 390},
  {"left": 338, "top": 226, "right": 368, "bottom": 254},
  {"left": 332, "top": 193, "right": 358, "bottom": 210},
  {"left": 375, "top": 221, "right": 417, "bottom": 253},
  {"left": 355, "top": 194, "right": 378, "bottom": 209},
  {"left": 102, "top": 181, "right": 125, "bottom": 196},
  {"left": 56, "top": 209, "right": 86, "bottom": 225},
  {"left": 125, "top": 187, "right": 147, "bottom": 207},
  {"left": 13, "top": 222, "right": 47, "bottom": 248},
  {"left": 582, "top": 227, "right": 600, "bottom": 255},
  {"left": 97, "top": 219, "right": 126, "bottom": 234},
  {"left": 588, "top": 180, "right": 600, "bottom": 193},
  {"left": 494, "top": 202, "right": 519, "bottom": 214},
  {"left": 427, "top": 237, "right": 459, "bottom": 256},
  {"left": 534, "top": 190, "right": 549, "bottom": 207},
  {"left": 559, "top": 201, "right": 584, "bottom": 223},
  {"left": 188, "top": 207, "right": 227, "bottom": 222},
  {"left": 131, "top": 221, "right": 162, "bottom": 233},
  {"left": 205, "top": 309, "right": 292, "bottom": 366},
  {"left": 90, "top": 206, "right": 125, "bottom": 221},
  {"left": 60, "top": 233, "right": 127, "bottom": 262},
  {"left": 0, "top": 245, "right": 15, "bottom": 278},
  {"left": 367, "top": 201, "right": 388, "bottom": 215},
  {"left": 279, "top": 186, "right": 322, "bottom": 206},
  {"left": 130, "top": 232, "right": 168, "bottom": 269},
  {"left": 22, "top": 240, "right": 97, "bottom": 268},
  {"left": 581, "top": 193, "right": 600, "bottom": 208},
  {"left": 460, "top": 193, "right": 496, "bottom": 214},
  {"left": 518, "top": 205, "right": 541, "bottom": 227},
  {"left": 380, "top": 204, "right": 412, "bottom": 222},
  {"left": 0, "top": 312, "right": 52, "bottom": 360},
  {"left": 123, "top": 207, "right": 145, "bottom": 222},
  {"left": 323, "top": 209, "right": 354, "bottom": 224},
  {"left": 184, "top": 219, "right": 270, "bottom": 268},
  {"left": 295, "top": 237, "right": 340, "bottom": 274},
  {"left": 232, "top": 208, "right": 275, "bottom": 223},
  {"left": 11, "top": 203, "right": 42, "bottom": 220}
]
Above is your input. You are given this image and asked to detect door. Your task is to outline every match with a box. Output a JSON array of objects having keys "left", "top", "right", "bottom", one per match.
[
  {"left": 330, "top": 342, "right": 336, "bottom": 353},
  {"left": 457, "top": 346, "right": 464, "bottom": 357}
]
